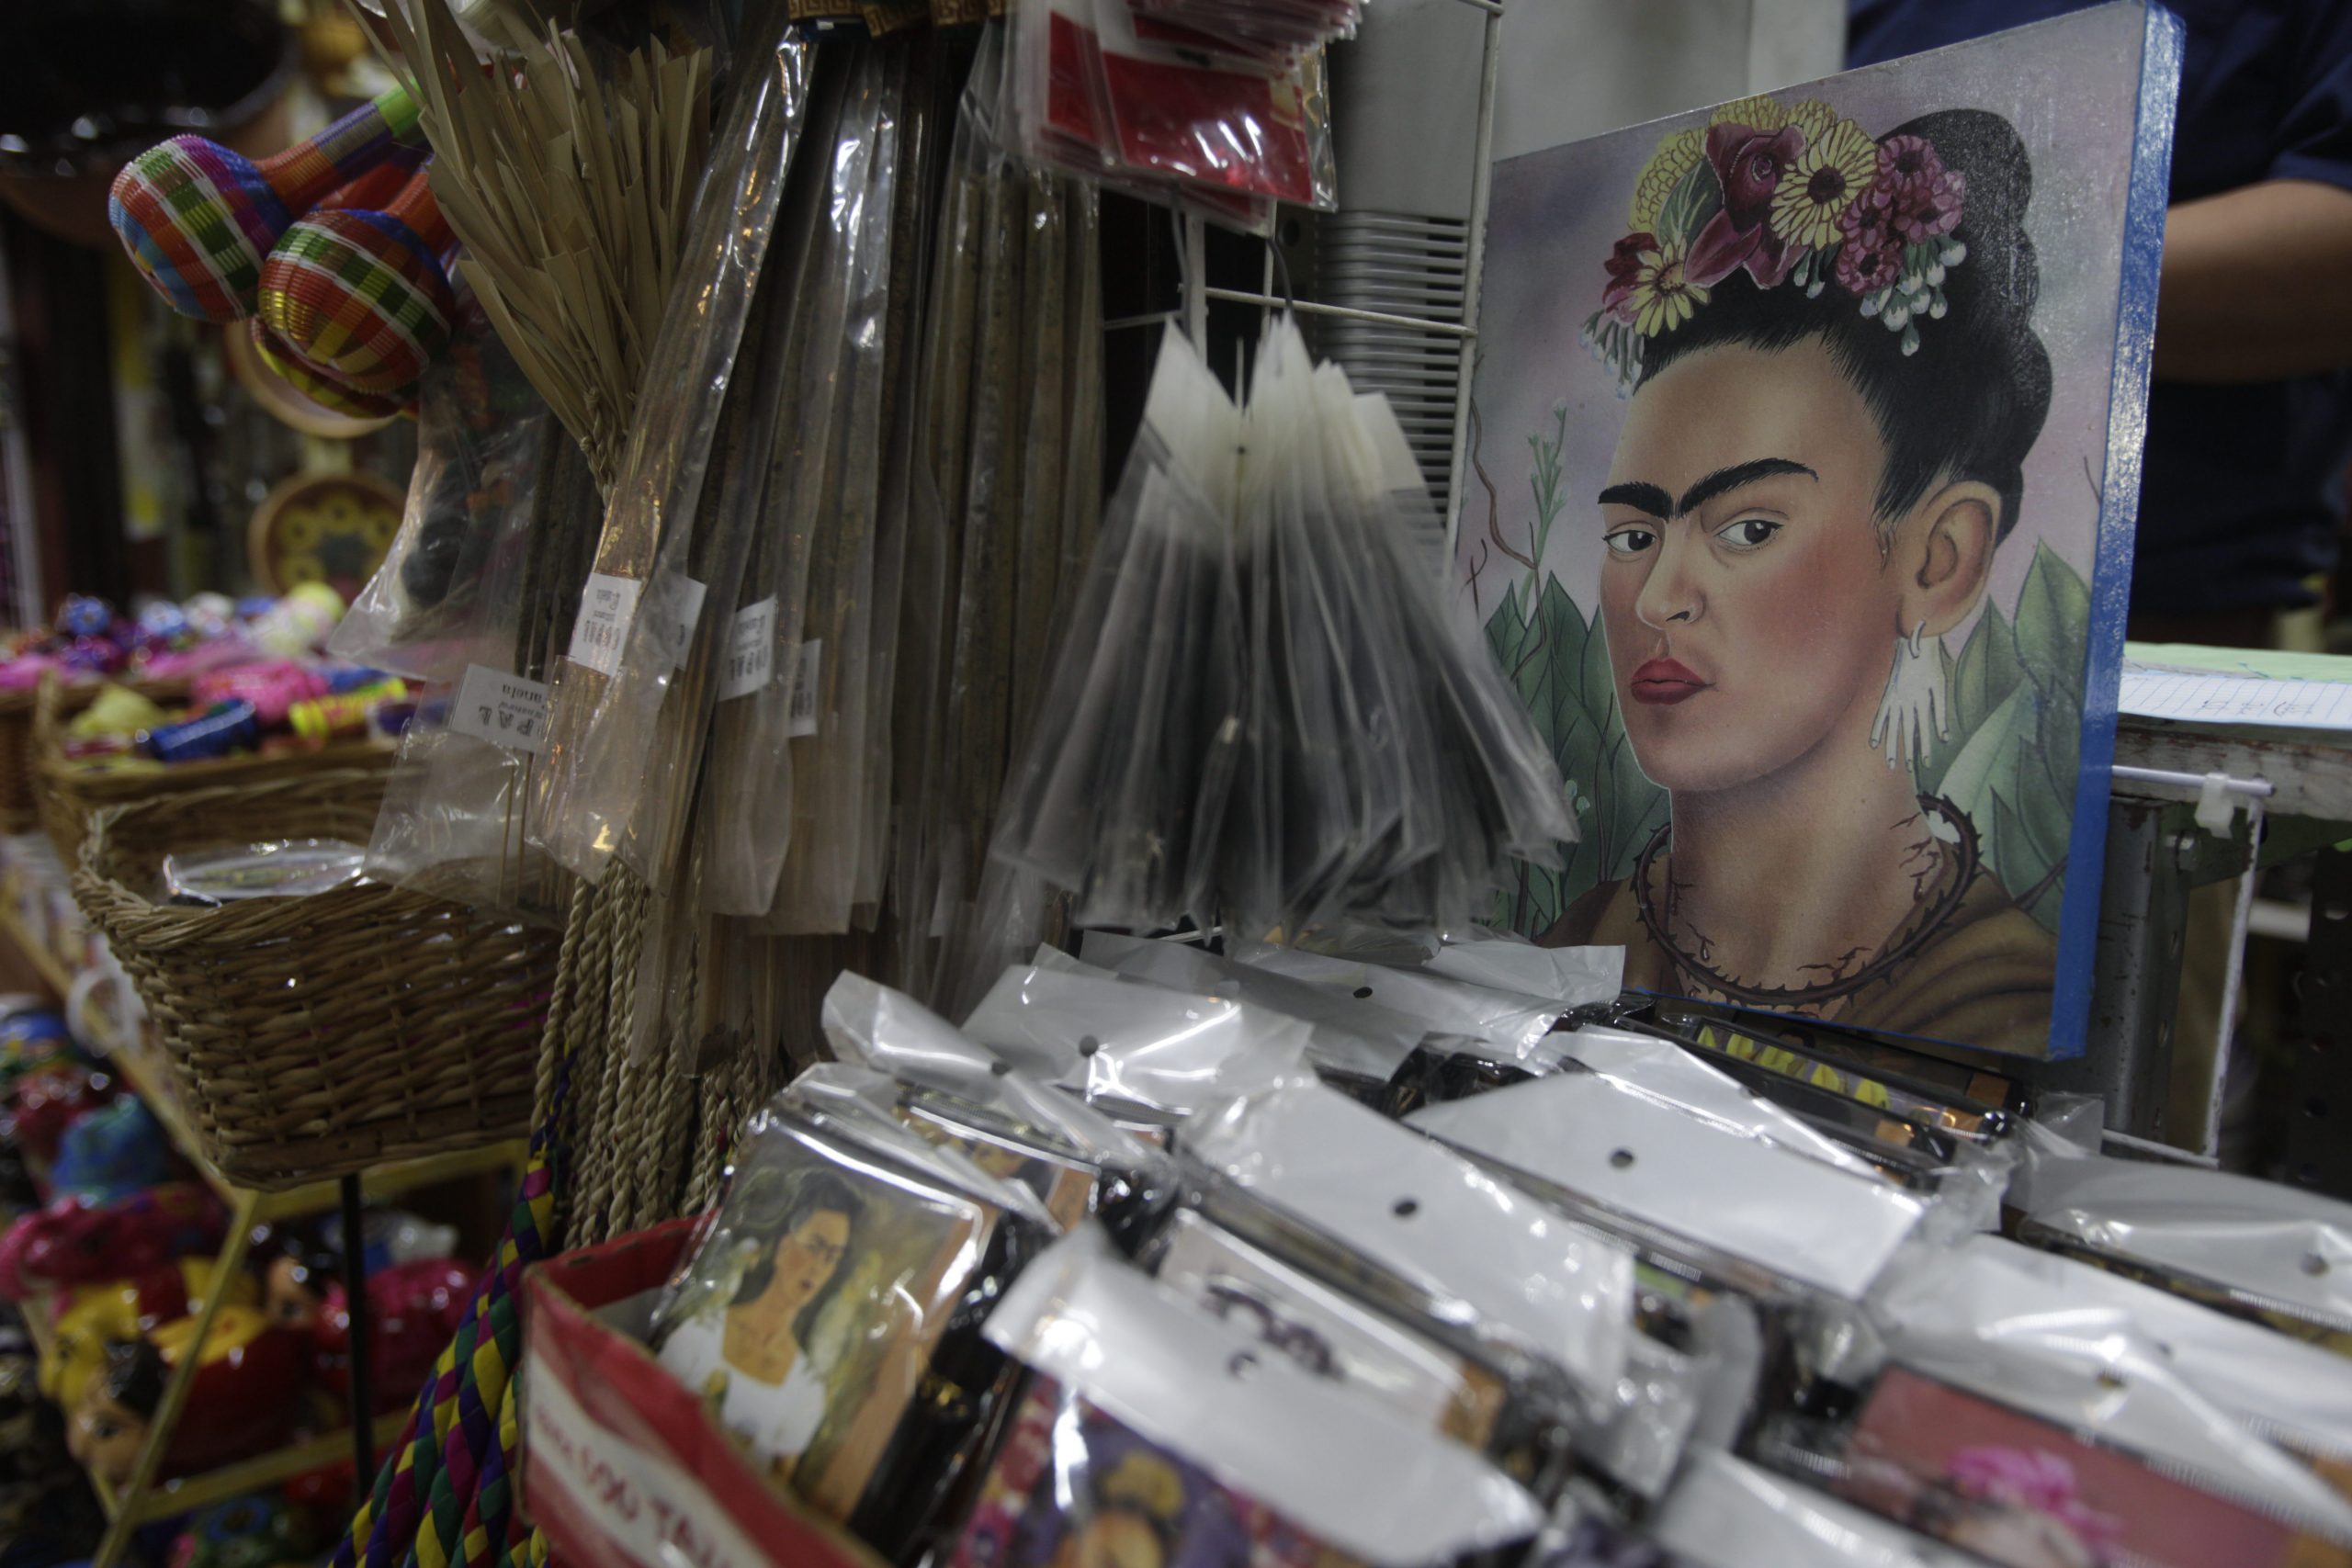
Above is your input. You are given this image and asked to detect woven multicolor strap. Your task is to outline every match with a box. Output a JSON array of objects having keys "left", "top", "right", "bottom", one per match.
[
  {"left": 334, "top": 1146, "right": 554, "bottom": 1568},
  {"left": 109, "top": 85, "right": 420, "bottom": 324},
  {"left": 260, "top": 171, "right": 457, "bottom": 397}
]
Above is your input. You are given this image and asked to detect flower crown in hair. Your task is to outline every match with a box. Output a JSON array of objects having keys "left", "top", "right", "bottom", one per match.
[{"left": 1583, "top": 95, "right": 1968, "bottom": 391}]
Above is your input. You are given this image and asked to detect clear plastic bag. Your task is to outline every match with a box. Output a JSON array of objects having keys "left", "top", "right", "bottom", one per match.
[
  {"left": 968, "top": 1227, "right": 1546, "bottom": 1568},
  {"left": 1184, "top": 1080, "right": 1637, "bottom": 1403},
  {"left": 958, "top": 963, "right": 1310, "bottom": 1116},
  {"left": 363, "top": 416, "right": 603, "bottom": 918},
  {"left": 2011, "top": 1144, "right": 2352, "bottom": 1342},
  {"left": 1654, "top": 1450, "right": 1973, "bottom": 1568},
  {"left": 1228, "top": 940, "right": 1566, "bottom": 1062},
  {"left": 1868, "top": 1235, "right": 2352, "bottom": 1502},
  {"left": 1080, "top": 931, "right": 1431, "bottom": 1084},
  {"left": 648, "top": 1088, "right": 1046, "bottom": 1561},
  {"left": 1408, "top": 1070, "right": 1926, "bottom": 1302},
  {"left": 528, "top": 18, "right": 816, "bottom": 881},
  {"left": 329, "top": 310, "right": 553, "bottom": 684}
]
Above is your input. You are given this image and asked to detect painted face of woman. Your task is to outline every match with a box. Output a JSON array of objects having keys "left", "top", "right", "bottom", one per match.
[
  {"left": 767, "top": 1208, "right": 852, "bottom": 1318},
  {"left": 1597, "top": 336, "right": 1911, "bottom": 796}
]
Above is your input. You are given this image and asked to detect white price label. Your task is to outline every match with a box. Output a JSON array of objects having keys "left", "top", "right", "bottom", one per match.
[
  {"left": 720, "top": 597, "right": 776, "bottom": 701},
  {"left": 568, "top": 572, "right": 641, "bottom": 676},
  {"left": 449, "top": 665, "right": 551, "bottom": 756},
  {"left": 652, "top": 576, "right": 707, "bottom": 671},
  {"left": 787, "top": 639, "right": 822, "bottom": 738}
]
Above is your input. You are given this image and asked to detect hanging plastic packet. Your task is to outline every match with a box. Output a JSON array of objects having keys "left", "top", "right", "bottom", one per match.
[
  {"left": 818, "top": 971, "right": 1176, "bottom": 1235},
  {"left": 989, "top": 328, "right": 1244, "bottom": 933},
  {"left": 1749, "top": 1360, "right": 2352, "bottom": 1568},
  {"left": 2009, "top": 1144, "right": 2352, "bottom": 1350},
  {"left": 1408, "top": 1069, "right": 1926, "bottom": 1302},
  {"left": 764, "top": 45, "right": 911, "bottom": 933},
  {"left": 693, "top": 48, "right": 886, "bottom": 913},
  {"left": 959, "top": 963, "right": 1310, "bottom": 1120},
  {"left": 529, "top": 19, "right": 816, "bottom": 881},
  {"left": 1080, "top": 931, "right": 1430, "bottom": 1087},
  {"left": 363, "top": 420, "right": 598, "bottom": 919},
  {"left": 647, "top": 1088, "right": 1048, "bottom": 1562},
  {"left": 1184, "top": 1079, "right": 1637, "bottom": 1404},
  {"left": 962, "top": 1226, "right": 1546, "bottom": 1568},
  {"left": 1653, "top": 1450, "right": 1977, "bottom": 1568},
  {"left": 329, "top": 304, "right": 553, "bottom": 685},
  {"left": 1863, "top": 1235, "right": 2352, "bottom": 1503}
]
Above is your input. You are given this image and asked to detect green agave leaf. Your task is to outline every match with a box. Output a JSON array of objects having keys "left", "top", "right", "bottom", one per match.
[
  {"left": 1655, "top": 158, "right": 1724, "bottom": 253},
  {"left": 1485, "top": 580, "right": 1528, "bottom": 671},
  {"left": 1984, "top": 598, "right": 2026, "bottom": 712},
  {"left": 1939, "top": 677, "right": 2037, "bottom": 838},
  {"left": 2013, "top": 542, "right": 2092, "bottom": 694}
]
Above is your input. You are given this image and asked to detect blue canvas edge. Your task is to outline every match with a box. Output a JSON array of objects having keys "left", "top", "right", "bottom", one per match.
[{"left": 2049, "top": 1, "right": 2186, "bottom": 1060}]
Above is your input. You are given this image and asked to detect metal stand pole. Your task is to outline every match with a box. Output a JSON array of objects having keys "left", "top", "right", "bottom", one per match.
[{"left": 341, "top": 1173, "right": 376, "bottom": 1481}]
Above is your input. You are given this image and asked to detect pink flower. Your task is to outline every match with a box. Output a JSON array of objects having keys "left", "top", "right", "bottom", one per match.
[
  {"left": 1601, "top": 231, "right": 1656, "bottom": 323},
  {"left": 1945, "top": 1446, "right": 2124, "bottom": 1555},
  {"left": 1873, "top": 133, "right": 1966, "bottom": 244},
  {"left": 1834, "top": 201, "right": 1902, "bottom": 295},
  {"left": 1686, "top": 122, "right": 1806, "bottom": 290}
]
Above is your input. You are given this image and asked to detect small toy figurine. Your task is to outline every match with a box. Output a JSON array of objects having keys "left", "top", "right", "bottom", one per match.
[
  {"left": 48, "top": 1098, "right": 168, "bottom": 1205},
  {"left": 68, "top": 1313, "right": 306, "bottom": 1485},
  {"left": 314, "top": 1258, "right": 478, "bottom": 1413},
  {"left": 165, "top": 1491, "right": 323, "bottom": 1568},
  {"left": 42, "top": 1259, "right": 258, "bottom": 1412},
  {"left": 1, "top": 1062, "right": 115, "bottom": 1175},
  {"left": 0, "top": 1184, "right": 226, "bottom": 1301}
]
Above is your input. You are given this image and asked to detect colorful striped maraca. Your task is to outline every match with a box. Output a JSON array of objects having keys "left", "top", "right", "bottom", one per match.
[
  {"left": 110, "top": 85, "right": 424, "bottom": 325},
  {"left": 259, "top": 168, "right": 456, "bottom": 398},
  {"left": 247, "top": 319, "right": 411, "bottom": 423}
]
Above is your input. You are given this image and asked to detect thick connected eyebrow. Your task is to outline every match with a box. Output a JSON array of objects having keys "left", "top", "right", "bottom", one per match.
[{"left": 1597, "top": 458, "right": 1819, "bottom": 520}]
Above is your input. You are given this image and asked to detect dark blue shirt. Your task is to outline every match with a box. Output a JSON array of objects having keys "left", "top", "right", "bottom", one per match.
[{"left": 1850, "top": 0, "right": 2352, "bottom": 615}]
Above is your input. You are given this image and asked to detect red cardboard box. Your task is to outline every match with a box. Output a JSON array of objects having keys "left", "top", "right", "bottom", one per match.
[{"left": 520, "top": 1219, "right": 891, "bottom": 1568}]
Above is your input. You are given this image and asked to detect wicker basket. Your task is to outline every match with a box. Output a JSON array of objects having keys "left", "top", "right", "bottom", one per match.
[
  {"left": 33, "top": 671, "right": 394, "bottom": 866},
  {"left": 0, "top": 675, "right": 192, "bottom": 836},
  {"left": 74, "top": 771, "right": 558, "bottom": 1190}
]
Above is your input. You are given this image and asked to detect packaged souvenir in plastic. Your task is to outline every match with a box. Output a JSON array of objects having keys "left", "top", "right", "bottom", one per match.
[
  {"left": 1756, "top": 1365, "right": 2352, "bottom": 1568},
  {"left": 1228, "top": 941, "right": 1566, "bottom": 1062},
  {"left": 1867, "top": 1236, "right": 2352, "bottom": 1503},
  {"left": 820, "top": 973, "right": 1176, "bottom": 1237},
  {"left": 1185, "top": 1080, "right": 1636, "bottom": 1403},
  {"left": 960, "top": 962, "right": 1312, "bottom": 1118},
  {"left": 648, "top": 1093, "right": 1048, "bottom": 1560},
  {"left": 963, "top": 1228, "right": 1545, "bottom": 1568},
  {"left": 1408, "top": 1070, "right": 1925, "bottom": 1302},
  {"left": 2010, "top": 1145, "right": 2352, "bottom": 1348},
  {"left": 1080, "top": 932, "right": 1430, "bottom": 1084},
  {"left": 1653, "top": 1450, "right": 1975, "bottom": 1568}
]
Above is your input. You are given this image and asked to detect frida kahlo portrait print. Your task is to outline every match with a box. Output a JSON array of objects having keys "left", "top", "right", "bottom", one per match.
[{"left": 1456, "top": 3, "right": 2181, "bottom": 1058}]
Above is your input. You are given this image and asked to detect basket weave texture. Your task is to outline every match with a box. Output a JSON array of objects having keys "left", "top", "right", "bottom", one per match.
[
  {"left": 34, "top": 672, "right": 392, "bottom": 865},
  {"left": 74, "top": 770, "right": 557, "bottom": 1190}
]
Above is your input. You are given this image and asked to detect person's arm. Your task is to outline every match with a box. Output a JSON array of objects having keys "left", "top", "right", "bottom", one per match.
[{"left": 2154, "top": 178, "right": 2352, "bottom": 383}]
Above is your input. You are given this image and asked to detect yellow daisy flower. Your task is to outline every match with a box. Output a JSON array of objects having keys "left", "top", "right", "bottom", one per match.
[
  {"left": 1626, "top": 238, "right": 1709, "bottom": 337},
  {"left": 1629, "top": 127, "right": 1704, "bottom": 231},
  {"left": 1709, "top": 95, "right": 1790, "bottom": 131},
  {"left": 1769, "top": 118, "right": 1878, "bottom": 250},
  {"left": 1788, "top": 99, "right": 1839, "bottom": 148}
]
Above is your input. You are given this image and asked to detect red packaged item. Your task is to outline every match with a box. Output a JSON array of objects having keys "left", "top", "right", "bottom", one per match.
[{"left": 519, "top": 1219, "right": 889, "bottom": 1568}]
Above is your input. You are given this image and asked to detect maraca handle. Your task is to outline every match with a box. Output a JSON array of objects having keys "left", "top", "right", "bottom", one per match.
[
  {"left": 263, "top": 85, "right": 424, "bottom": 216},
  {"left": 383, "top": 172, "right": 454, "bottom": 253},
  {"left": 319, "top": 149, "right": 426, "bottom": 214}
]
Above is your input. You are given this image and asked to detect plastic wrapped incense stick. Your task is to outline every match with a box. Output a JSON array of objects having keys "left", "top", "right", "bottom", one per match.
[
  {"left": 529, "top": 18, "right": 814, "bottom": 880},
  {"left": 701, "top": 45, "right": 894, "bottom": 917}
]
